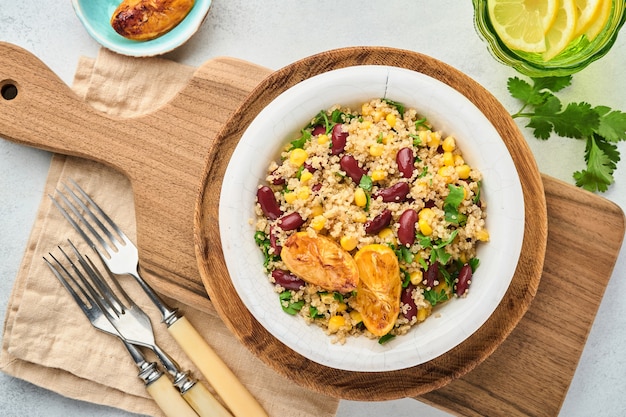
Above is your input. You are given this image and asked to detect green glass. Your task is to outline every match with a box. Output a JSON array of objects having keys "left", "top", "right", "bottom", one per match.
[{"left": 473, "top": 0, "right": 626, "bottom": 77}]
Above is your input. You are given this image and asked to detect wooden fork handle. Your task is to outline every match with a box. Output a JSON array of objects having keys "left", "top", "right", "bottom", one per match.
[{"left": 168, "top": 316, "right": 269, "bottom": 417}]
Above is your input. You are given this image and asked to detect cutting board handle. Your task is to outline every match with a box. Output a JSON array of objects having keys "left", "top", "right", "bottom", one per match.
[{"left": 0, "top": 42, "right": 125, "bottom": 167}]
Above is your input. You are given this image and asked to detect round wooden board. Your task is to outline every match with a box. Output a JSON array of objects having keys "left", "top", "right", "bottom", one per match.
[{"left": 194, "top": 46, "right": 547, "bottom": 400}]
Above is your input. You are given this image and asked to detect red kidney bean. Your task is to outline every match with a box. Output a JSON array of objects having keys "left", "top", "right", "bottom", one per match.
[
  {"left": 331, "top": 124, "right": 348, "bottom": 155},
  {"left": 401, "top": 284, "right": 418, "bottom": 321},
  {"left": 397, "top": 209, "right": 418, "bottom": 246},
  {"left": 303, "top": 162, "right": 317, "bottom": 173},
  {"left": 271, "top": 269, "right": 305, "bottom": 291},
  {"left": 374, "top": 182, "right": 410, "bottom": 202},
  {"left": 339, "top": 154, "right": 367, "bottom": 184},
  {"left": 425, "top": 262, "right": 439, "bottom": 288},
  {"left": 269, "top": 225, "right": 282, "bottom": 255},
  {"left": 311, "top": 183, "right": 323, "bottom": 192},
  {"left": 257, "top": 186, "right": 283, "bottom": 220},
  {"left": 270, "top": 168, "right": 285, "bottom": 185},
  {"left": 456, "top": 264, "right": 473, "bottom": 296},
  {"left": 396, "top": 147, "right": 414, "bottom": 178},
  {"left": 364, "top": 209, "right": 392, "bottom": 234},
  {"left": 312, "top": 125, "right": 326, "bottom": 136},
  {"left": 277, "top": 212, "right": 305, "bottom": 231},
  {"left": 424, "top": 199, "right": 435, "bottom": 208}
]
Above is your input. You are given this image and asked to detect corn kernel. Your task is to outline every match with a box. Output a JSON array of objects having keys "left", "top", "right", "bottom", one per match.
[
  {"left": 454, "top": 154, "right": 465, "bottom": 166},
  {"left": 443, "top": 151, "right": 455, "bottom": 166},
  {"left": 310, "top": 215, "right": 326, "bottom": 231},
  {"left": 362, "top": 120, "right": 372, "bottom": 129},
  {"left": 373, "top": 110, "right": 384, "bottom": 122},
  {"left": 296, "top": 186, "right": 310, "bottom": 200},
  {"left": 418, "top": 208, "right": 435, "bottom": 221},
  {"left": 416, "top": 306, "right": 431, "bottom": 322},
  {"left": 456, "top": 164, "right": 471, "bottom": 179},
  {"left": 428, "top": 133, "right": 441, "bottom": 148},
  {"left": 336, "top": 302, "right": 348, "bottom": 313},
  {"left": 476, "top": 229, "right": 490, "bottom": 242},
  {"left": 317, "top": 134, "right": 329, "bottom": 145},
  {"left": 300, "top": 170, "right": 313, "bottom": 183},
  {"left": 418, "top": 218, "right": 433, "bottom": 236},
  {"left": 352, "top": 212, "right": 367, "bottom": 223},
  {"left": 369, "top": 143, "right": 384, "bottom": 157},
  {"left": 378, "top": 227, "right": 396, "bottom": 244},
  {"left": 311, "top": 205, "right": 324, "bottom": 217},
  {"left": 438, "top": 166, "right": 455, "bottom": 183},
  {"left": 289, "top": 148, "right": 308, "bottom": 167},
  {"left": 410, "top": 270, "right": 423, "bottom": 286},
  {"left": 284, "top": 192, "right": 297, "bottom": 204},
  {"left": 361, "top": 103, "right": 373, "bottom": 116},
  {"left": 340, "top": 236, "right": 358, "bottom": 251},
  {"left": 349, "top": 310, "right": 363, "bottom": 323},
  {"left": 328, "top": 315, "right": 346, "bottom": 333},
  {"left": 382, "top": 133, "right": 394, "bottom": 144},
  {"left": 442, "top": 136, "right": 456, "bottom": 152},
  {"left": 371, "top": 170, "right": 387, "bottom": 181},
  {"left": 354, "top": 188, "right": 367, "bottom": 207},
  {"left": 386, "top": 113, "right": 397, "bottom": 128}
]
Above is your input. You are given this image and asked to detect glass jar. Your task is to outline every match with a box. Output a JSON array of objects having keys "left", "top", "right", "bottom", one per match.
[{"left": 473, "top": 0, "right": 626, "bottom": 77}]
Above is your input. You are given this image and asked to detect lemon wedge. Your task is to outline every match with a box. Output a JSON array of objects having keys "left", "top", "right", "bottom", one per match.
[
  {"left": 543, "top": 0, "right": 579, "bottom": 60},
  {"left": 574, "top": 0, "right": 604, "bottom": 36},
  {"left": 487, "top": 0, "right": 560, "bottom": 53},
  {"left": 583, "top": 0, "right": 613, "bottom": 41}
]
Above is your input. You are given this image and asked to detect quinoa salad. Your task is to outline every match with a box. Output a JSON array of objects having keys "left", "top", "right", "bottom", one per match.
[{"left": 253, "top": 98, "right": 489, "bottom": 344}]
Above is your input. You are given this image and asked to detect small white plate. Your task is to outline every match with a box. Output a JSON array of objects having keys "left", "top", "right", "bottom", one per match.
[
  {"left": 72, "top": 0, "right": 211, "bottom": 57},
  {"left": 219, "top": 65, "right": 525, "bottom": 372}
]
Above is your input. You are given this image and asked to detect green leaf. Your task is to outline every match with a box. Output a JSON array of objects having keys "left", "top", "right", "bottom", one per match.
[
  {"left": 532, "top": 75, "right": 572, "bottom": 93},
  {"left": 507, "top": 77, "right": 540, "bottom": 105},
  {"left": 359, "top": 175, "right": 373, "bottom": 192},
  {"left": 444, "top": 184, "right": 466, "bottom": 225},
  {"left": 382, "top": 98, "right": 405, "bottom": 117},
  {"left": 552, "top": 102, "right": 598, "bottom": 138},
  {"left": 309, "top": 306, "right": 324, "bottom": 319},
  {"left": 573, "top": 135, "right": 617, "bottom": 192},
  {"left": 424, "top": 288, "right": 449, "bottom": 306},
  {"left": 595, "top": 107, "right": 626, "bottom": 142},
  {"left": 378, "top": 333, "right": 396, "bottom": 345},
  {"left": 289, "top": 129, "right": 311, "bottom": 150}
]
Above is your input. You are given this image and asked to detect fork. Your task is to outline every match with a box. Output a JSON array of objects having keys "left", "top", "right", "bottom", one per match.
[
  {"left": 50, "top": 180, "right": 267, "bottom": 417},
  {"left": 47, "top": 241, "right": 233, "bottom": 417},
  {"left": 44, "top": 242, "right": 199, "bottom": 417}
]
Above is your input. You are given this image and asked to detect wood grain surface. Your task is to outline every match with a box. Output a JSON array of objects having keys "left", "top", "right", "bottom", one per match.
[{"left": 1, "top": 42, "right": 623, "bottom": 414}]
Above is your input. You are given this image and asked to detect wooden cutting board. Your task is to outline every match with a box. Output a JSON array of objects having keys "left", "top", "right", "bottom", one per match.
[{"left": 1, "top": 42, "right": 624, "bottom": 416}]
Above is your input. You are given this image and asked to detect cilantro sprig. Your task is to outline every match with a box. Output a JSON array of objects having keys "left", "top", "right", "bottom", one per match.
[{"left": 508, "top": 75, "right": 626, "bottom": 192}]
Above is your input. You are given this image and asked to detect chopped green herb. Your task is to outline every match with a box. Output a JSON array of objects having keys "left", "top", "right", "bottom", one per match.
[
  {"left": 424, "top": 288, "right": 449, "bottom": 306},
  {"left": 279, "top": 291, "right": 305, "bottom": 315},
  {"left": 333, "top": 292, "right": 345, "bottom": 303},
  {"left": 254, "top": 231, "right": 278, "bottom": 268},
  {"left": 444, "top": 184, "right": 467, "bottom": 225},
  {"left": 401, "top": 268, "right": 411, "bottom": 288},
  {"left": 469, "top": 257, "right": 480, "bottom": 273},
  {"left": 359, "top": 175, "right": 373, "bottom": 192},
  {"left": 309, "top": 306, "right": 324, "bottom": 319},
  {"left": 378, "top": 333, "right": 396, "bottom": 345},
  {"left": 409, "top": 133, "right": 422, "bottom": 146},
  {"left": 473, "top": 180, "right": 482, "bottom": 205},
  {"left": 415, "top": 117, "right": 429, "bottom": 130},
  {"left": 508, "top": 75, "right": 626, "bottom": 192},
  {"left": 382, "top": 98, "right": 405, "bottom": 117}
]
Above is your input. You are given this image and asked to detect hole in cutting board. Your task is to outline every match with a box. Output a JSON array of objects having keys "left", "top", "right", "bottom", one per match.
[{"left": 1, "top": 82, "right": 18, "bottom": 100}]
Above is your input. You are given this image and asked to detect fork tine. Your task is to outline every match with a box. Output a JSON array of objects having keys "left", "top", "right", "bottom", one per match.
[
  {"left": 68, "top": 178, "right": 129, "bottom": 242},
  {"left": 44, "top": 250, "right": 94, "bottom": 316},
  {"left": 66, "top": 241, "right": 126, "bottom": 316}
]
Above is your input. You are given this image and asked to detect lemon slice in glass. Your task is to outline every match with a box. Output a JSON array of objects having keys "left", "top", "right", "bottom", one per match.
[
  {"left": 584, "top": 0, "right": 613, "bottom": 41},
  {"left": 543, "top": 0, "right": 579, "bottom": 60},
  {"left": 574, "top": 0, "right": 604, "bottom": 36},
  {"left": 487, "top": 0, "right": 559, "bottom": 53}
]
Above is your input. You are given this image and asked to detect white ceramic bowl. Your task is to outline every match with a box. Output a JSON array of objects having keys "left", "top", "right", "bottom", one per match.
[
  {"left": 219, "top": 65, "right": 525, "bottom": 372},
  {"left": 72, "top": 0, "right": 211, "bottom": 57}
]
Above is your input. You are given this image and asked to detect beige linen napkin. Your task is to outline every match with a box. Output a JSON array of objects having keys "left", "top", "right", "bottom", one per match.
[{"left": 0, "top": 48, "right": 339, "bottom": 417}]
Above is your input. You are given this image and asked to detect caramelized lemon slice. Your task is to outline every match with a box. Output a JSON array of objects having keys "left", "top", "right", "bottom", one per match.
[
  {"left": 354, "top": 244, "right": 402, "bottom": 337},
  {"left": 281, "top": 232, "right": 359, "bottom": 293}
]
